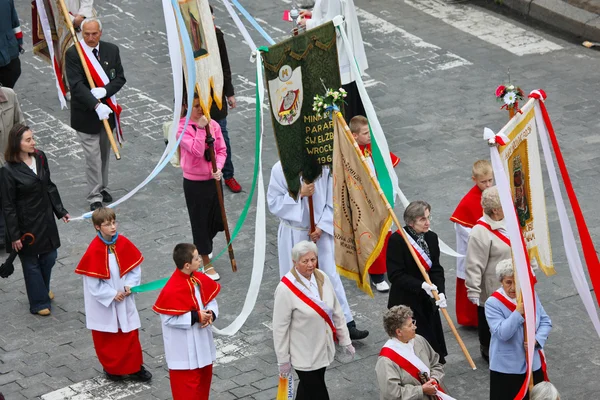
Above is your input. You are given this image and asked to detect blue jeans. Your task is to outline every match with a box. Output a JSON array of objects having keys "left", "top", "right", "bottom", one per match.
[
  {"left": 19, "top": 249, "right": 57, "bottom": 313},
  {"left": 215, "top": 118, "right": 235, "bottom": 179}
]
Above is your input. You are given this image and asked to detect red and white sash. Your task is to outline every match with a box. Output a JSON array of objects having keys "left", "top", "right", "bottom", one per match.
[
  {"left": 475, "top": 217, "right": 511, "bottom": 247},
  {"left": 379, "top": 339, "right": 455, "bottom": 400},
  {"left": 79, "top": 41, "right": 124, "bottom": 143},
  {"left": 490, "top": 290, "right": 549, "bottom": 382},
  {"left": 281, "top": 272, "right": 337, "bottom": 343},
  {"left": 403, "top": 229, "right": 432, "bottom": 271}
]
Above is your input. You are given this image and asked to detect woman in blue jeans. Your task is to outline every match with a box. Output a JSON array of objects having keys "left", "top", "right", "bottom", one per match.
[{"left": 0, "top": 124, "right": 70, "bottom": 316}]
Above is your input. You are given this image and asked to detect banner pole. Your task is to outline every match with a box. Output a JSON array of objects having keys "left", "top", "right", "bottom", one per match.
[
  {"left": 205, "top": 120, "right": 237, "bottom": 272},
  {"left": 55, "top": 0, "right": 121, "bottom": 160},
  {"left": 336, "top": 111, "right": 477, "bottom": 370}
]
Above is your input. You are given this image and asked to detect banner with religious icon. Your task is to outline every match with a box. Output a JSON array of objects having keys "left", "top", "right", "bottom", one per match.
[
  {"left": 498, "top": 104, "right": 555, "bottom": 276},
  {"left": 261, "top": 22, "right": 341, "bottom": 199}
]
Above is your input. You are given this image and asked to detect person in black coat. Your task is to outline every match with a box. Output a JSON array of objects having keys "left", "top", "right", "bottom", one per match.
[
  {"left": 0, "top": 124, "right": 70, "bottom": 316},
  {"left": 65, "top": 17, "right": 126, "bottom": 211},
  {"left": 386, "top": 200, "right": 448, "bottom": 363}
]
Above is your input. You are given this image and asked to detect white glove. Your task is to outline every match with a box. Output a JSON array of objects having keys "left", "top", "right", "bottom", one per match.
[
  {"left": 435, "top": 293, "right": 447, "bottom": 309},
  {"left": 468, "top": 297, "right": 480, "bottom": 306},
  {"left": 345, "top": 344, "right": 355, "bottom": 356},
  {"left": 278, "top": 362, "right": 292, "bottom": 377},
  {"left": 421, "top": 282, "right": 438, "bottom": 298},
  {"left": 95, "top": 103, "right": 113, "bottom": 120},
  {"left": 91, "top": 87, "right": 107, "bottom": 99}
]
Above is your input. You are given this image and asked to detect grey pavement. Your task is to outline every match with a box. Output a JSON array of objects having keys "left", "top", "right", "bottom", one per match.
[{"left": 1, "top": 0, "right": 600, "bottom": 399}]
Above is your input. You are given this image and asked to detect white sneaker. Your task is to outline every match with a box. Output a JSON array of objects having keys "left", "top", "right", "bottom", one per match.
[
  {"left": 374, "top": 281, "right": 390, "bottom": 293},
  {"left": 209, "top": 252, "right": 213, "bottom": 259}
]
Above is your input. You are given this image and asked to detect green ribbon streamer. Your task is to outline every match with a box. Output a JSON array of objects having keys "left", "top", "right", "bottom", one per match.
[
  {"left": 369, "top": 122, "right": 395, "bottom": 207},
  {"left": 131, "top": 71, "right": 264, "bottom": 294}
]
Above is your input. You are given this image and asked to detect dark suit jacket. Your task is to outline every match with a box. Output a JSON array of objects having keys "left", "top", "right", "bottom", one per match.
[{"left": 66, "top": 40, "right": 126, "bottom": 134}]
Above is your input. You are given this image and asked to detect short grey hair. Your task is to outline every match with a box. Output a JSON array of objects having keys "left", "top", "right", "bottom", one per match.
[
  {"left": 496, "top": 259, "right": 514, "bottom": 282},
  {"left": 383, "top": 305, "right": 413, "bottom": 338},
  {"left": 530, "top": 382, "right": 560, "bottom": 400},
  {"left": 481, "top": 186, "right": 501, "bottom": 216},
  {"left": 291, "top": 240, "right": 318, "bottom": 262},
  {"left": 403, "top": 200, "right": 431, "bottom": 225},
  {"left": 81, "top": 17, "right": 103, "bottom": 32}
]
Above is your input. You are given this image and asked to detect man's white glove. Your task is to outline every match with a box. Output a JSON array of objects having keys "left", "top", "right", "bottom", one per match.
[
  {"left": 435, "top": 293, "right": 447, "bottom": 309},
  {"left": 421, "top": 282, "right": 438, "bottom": 298},
  {"left": 468, "top": 297, "right": 480, "bottom": 306},
  {"left": 91, "top": 87, "right": 107, "bottom": 99},
  {"left": 95, "top": 103, "right": 113, "bottom": 120},
  {"left": 278, "top": 362, "right": 292, "bottom": 377}
]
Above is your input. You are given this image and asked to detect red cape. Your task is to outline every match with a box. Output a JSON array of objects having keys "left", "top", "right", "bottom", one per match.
[
  {"left": 75, "top": 235, "right": 144, "bottom": 279},
  {"left": 359, "top": 144, "right": 400, "bottom": 167},
  {"left": 450, "top": 185, "right": 483, "bottom": 228},
  {"left": 153, "top": 269, "right": 221, "bottom": 316}
]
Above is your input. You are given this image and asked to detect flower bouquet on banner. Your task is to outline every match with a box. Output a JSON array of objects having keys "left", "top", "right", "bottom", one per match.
[{"left": 495, "top": 83, "right": 525, "bottom": 115}]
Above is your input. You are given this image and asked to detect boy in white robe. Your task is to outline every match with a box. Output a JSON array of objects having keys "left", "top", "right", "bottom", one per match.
[
  {"left": 75, "top": 207, "right": 151, "bottom": 381},
  {"left": 153, "top": 243, "right": 220, "bottom": 400},
  {"left": 267, "top": 161, "right": 369, "bottom": 340}
]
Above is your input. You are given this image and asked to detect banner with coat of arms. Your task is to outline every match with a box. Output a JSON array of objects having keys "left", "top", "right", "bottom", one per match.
[
  {"left": 498, "top": 103, "right": 556, "bottom": 276},
  {"left": 261, "top": 22, "right": 341, "bottom": 199}
]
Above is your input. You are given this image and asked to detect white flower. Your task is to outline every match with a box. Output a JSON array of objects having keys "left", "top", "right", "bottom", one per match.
[
  {"left": 339, "top": 88, "right": 346, "bottom": 93},
  {"left": 318, "top": 102, "right": 323, "bottom": 107},
  {"left": 333, "top": 93, "right": 339, "bottom": 100},
  {"left": 503, "top": 92, "right": 516, "bottom": 105},
  {"left": 508, "top": 85, "right": 514, "bottom": 91}
]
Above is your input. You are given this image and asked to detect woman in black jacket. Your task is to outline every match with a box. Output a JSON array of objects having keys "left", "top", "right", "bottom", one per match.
[
  {"left": 386, "top": 200, "right": 448, "bottom": 363},
  {"left": 0, "top": 124, "right": 69, "bottom": 316}
]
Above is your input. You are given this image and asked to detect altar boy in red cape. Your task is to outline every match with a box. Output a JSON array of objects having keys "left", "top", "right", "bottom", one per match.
[
  {"left": 349, "top": 115, "right": 400, "bottom": 293},
  {"left": 153, "top": 243, "right": 220, "bottom": 400},
  {"left": 449, "top": 160, "right": 493, "bottom": 327},
  {"left": 74, "top": 207, "right": 151, "bottom": 382}
]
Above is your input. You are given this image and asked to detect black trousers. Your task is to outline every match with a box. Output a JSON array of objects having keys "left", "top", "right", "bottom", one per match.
[
  {"left": 0, "top": 57, "right": 21, "bottom": 88},
  {"left": 295, "top": 367, "right": 328, "bottom": 400},
  {"left": 478, "top": 306, "right": 491, "bottom": 350},
  {"left": 183, "top": 178, "right": 224, "bottom": 255},
  {"left": 342, "top": 81, "right": 366, "bottom": 121},
  {"left": 490, "top": 368, "right": 544, "bottom": 400}
]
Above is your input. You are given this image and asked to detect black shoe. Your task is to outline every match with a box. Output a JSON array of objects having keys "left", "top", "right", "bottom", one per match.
[
  {"left": 130, "top": 365, "right": 152, "bottom": 382},
  {"left": 347, "top": 320, "right": 369, "bottom": 340},
  {"left": 90, "top": 202, "right": 103, "bottom": 211},
  {"left": 104, "top": 370, "right": 125, "bottom": 381},
  {"left": 101, "top": 190, "right": 113, "bottom": 203}
]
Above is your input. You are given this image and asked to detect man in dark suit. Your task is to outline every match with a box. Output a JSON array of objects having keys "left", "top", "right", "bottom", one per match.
[{"left": 66, "top": 17, "right": 126, "bottom": 211}]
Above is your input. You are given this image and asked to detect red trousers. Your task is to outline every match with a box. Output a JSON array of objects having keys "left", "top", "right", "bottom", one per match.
[
  {"left": 369, "top": 231, "right": 391, "bottom": 275},
  {"left": 455, "top": 278, "right": 478, "bottom": 327},
  {"left": 169, "top": 364, "right": 213, "bottom": 400},
  {"left": 91, "top": 329, "right": 143, "bottom": 375}
]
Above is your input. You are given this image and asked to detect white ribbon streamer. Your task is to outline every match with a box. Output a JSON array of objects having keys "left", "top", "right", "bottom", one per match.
[
  {"left": 533, "top": 102, "right": 600, "bottom": 338},
  {"left": 221, "top": 0, "right": 258, "bottom": 53}
]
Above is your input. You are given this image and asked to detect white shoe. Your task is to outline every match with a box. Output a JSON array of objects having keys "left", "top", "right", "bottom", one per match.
[
  {"left": 204, "top": 266, "right": 220, "bottom": 281},
  {"left": 373, "top": 281, "right": 390, "bottom": 292},
  {"left": 209, "top": 252, "right": 213, "bottom": 259}
]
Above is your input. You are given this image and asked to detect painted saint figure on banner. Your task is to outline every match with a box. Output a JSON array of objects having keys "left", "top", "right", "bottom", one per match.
[
  {"left": 178, "top": 0, "right": 208, "bottom": 58},
  {"left": 511, "top": 154, "right": 531, "bottom": 227},
  {"left": 268, "top": 64, "right": 303, "bottom": 126}
]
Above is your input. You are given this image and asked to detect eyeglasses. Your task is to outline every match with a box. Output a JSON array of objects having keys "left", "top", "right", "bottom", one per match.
[
  {"left": 416, "top": 215, "right": 432, "bottom": 224},
  {"left": 100, "top": 221, "right": 118, "bottom": 228},
  {"left": 405, "top": 319, "right": 417, "bottom": 328}
]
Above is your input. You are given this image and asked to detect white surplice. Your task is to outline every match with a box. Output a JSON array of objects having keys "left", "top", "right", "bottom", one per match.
[
  {"left": 267, "top": 161, "right": 353, "bottom": 323},
  {"left": 160, "top": 286, "right": 219, "bottom": 370},
  {"left": 305, "top": 0, "right": 368, "bottom": 85},
  {"left": 454, "top": 224, "right": 471, "bottom": 279},
  {"left": 82, "top": 253, "right": 141, "bottom": 333}
]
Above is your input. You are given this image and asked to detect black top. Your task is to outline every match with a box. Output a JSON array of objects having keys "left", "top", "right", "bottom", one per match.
[
  {"left": 0, "top": 150, "right": 68, "bottom": 254},
  {"left": 66, "top": 40, "right": 126, "bottom": 134},
  {"left": 210, "top": 27, "right": 234, "bottom": 121}
]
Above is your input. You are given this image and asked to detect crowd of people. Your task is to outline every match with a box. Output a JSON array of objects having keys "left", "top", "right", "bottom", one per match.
[{"left": 0, "top": 0, "right": 567, "bottom": 399}]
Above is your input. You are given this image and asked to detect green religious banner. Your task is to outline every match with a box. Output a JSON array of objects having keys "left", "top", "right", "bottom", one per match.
[{"left": 261, "top": 22, "right": 342, "bottom": 199}]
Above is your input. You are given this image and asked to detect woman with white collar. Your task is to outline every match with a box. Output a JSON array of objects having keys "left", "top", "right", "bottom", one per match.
[
  {"left": 376, "top": 305, "right": 454, "bottom": 400},
  {"left": 272, "top": 240, "right": 354, "bottom": 399},
  {"left": 485, "top": 259, "right": 552, "bottom": 400}
]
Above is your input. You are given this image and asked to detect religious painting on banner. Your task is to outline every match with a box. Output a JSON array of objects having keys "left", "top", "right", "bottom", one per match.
[
  {"left": 176, "top": 0, "right": 223, "bottom": 115},
  {"left": 332, "top": 113, "right": 392, "bottom": 297},
  {"left": 498, "top": 104, "right": 556, "bottom": 276},
  {"left": 261, "top": 22, "right": 341, "bottom": 199}
]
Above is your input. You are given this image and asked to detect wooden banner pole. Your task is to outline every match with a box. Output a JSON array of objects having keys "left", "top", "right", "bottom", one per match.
[
  {"left": 336, "top": 112, "right": 477, "bottom": 370},
  {"left": 55, "top": 0, "right": 121, "bottom": 160}
]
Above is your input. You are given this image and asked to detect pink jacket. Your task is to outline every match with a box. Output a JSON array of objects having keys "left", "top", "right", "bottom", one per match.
[{"left": 176, "top": 118, "right": 227, "bottom": 181}]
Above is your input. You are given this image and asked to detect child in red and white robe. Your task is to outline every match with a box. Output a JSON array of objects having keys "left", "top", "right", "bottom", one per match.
[
  {"left": 449, "top": 160, "right": 493, "bottom": 327},
  {"left": 349, "top": 115, "right": 400, "bottom": 293},
  {"left": 153, "top": 243, "right": 220, "bottom": 400},
  {"left": 75, "top": 207, "right": 151, "bottom": 382}
]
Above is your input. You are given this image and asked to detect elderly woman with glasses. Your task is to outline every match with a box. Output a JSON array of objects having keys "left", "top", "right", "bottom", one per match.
[
  {"left": 272, "top": 240, "right": 354, "bottom": 400},
  {"left": 465, "top": 186, "right": 512, "bottom": 362},
  {"left": 386, "top": 200, "right": 448, "bottom": 364},
  {"left": 376, "top": 305, "right": 454, "bottom": 400},
  {"left": 485, "top": 259, "right": 552, "bottom": 400}
]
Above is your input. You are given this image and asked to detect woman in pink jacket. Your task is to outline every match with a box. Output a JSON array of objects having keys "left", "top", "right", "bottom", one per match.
[{"left": 177, "top": 94, "right": 227, "bottom": 281}]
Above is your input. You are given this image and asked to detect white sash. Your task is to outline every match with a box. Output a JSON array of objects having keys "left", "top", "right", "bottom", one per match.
[
  {"left": 403, "top": 229, "right": 433, "bottom": 269},
  {"left": 285, "top": 271, "right": 334, "bottom": 322}
]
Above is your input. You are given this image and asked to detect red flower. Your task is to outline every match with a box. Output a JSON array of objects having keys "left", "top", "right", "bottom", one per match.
[{"left": 495, "top": 85, "right": 506, "bottom": 97}]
